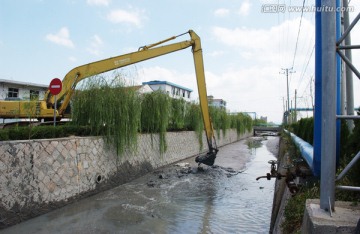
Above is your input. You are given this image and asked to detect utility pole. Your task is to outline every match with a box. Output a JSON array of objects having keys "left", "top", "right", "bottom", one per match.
[
  {"left": 295, "top": 89, "right": 297, "bottom": 122},
  {"left": 280, "top": 68, "right": 295, "bottom": 123},
  {"left": 283, "top": 97, "right": 285, "bottom": 113}
]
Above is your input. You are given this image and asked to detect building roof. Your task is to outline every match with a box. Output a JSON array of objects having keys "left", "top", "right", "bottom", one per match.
[
  {"left": 142, "top": 80, "right": 193, "bottom": 92},
  {"left": 0, "top": 79, "right": 48, "bottom": 89}
]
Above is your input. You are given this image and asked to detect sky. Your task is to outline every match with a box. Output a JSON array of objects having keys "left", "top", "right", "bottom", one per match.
[{"left": 1, "top": 0, "right": 360, "bottom": 124}]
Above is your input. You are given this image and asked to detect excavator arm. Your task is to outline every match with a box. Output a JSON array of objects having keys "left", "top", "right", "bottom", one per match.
[
  {"left": 46, "top": 32, "right": 194, "bottom": 115},
  {"left": 2, "top": 30, "right": 218, "bottom": 165}
]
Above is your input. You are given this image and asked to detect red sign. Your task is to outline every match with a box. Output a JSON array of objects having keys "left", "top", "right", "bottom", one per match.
[{"left": 49, "top": 78, "right": 62, "bottom": 95}]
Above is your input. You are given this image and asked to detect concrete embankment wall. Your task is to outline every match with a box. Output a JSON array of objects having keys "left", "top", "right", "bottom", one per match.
[
  {"left": 270, "top": 135, "right": 291, "bottom": 233},
  {"left": 0, "top": 129, "right": 251, "bottom": 228}
]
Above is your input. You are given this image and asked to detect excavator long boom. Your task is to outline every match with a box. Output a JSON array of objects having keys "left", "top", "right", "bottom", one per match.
[
  {"left": 51, "top": 30, "right": 217, "bottom": 157},
  {"left": 46, "top": 31, "right": 195, "bottom": 115},
  {"left": 2, "top": 30, "right": 218, "bottom": 165}
]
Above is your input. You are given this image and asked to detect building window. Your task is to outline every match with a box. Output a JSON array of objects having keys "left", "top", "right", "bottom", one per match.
[
  {"left": 8, "top": 88, "right": 19, "bottom": 98},
  {"left": 182, "top": 90, "right": 185, "bottom": 97},
  {"left": 187, "top": 91, "right": 191, "bottom": 98},
  {"left": 176, "top": 88, "right": 180, "bottom": 96},
  {"left": 172, "top": 87, "right": 175, "bottom": 95},
  {"left": 30, "top": 90, "right": 39, "bottom": 100}
]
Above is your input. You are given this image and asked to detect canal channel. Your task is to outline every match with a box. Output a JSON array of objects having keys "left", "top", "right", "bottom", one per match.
[{"left": 1, "top": 136, "right": 279, "bottom": 234}]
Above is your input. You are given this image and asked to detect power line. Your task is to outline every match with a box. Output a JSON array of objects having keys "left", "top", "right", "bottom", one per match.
[
  {"left": 291, "top": 0, "right": 306, "bottom": 69},
  {"left": 297, "top": 45, "right": 315, "bottom": 92}
]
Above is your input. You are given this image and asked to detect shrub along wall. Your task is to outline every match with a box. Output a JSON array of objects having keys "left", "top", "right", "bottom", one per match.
[
  {"left": 280, "top": 117, "right": 360, "bottom": 232},
  {"left": 288, "top": 117, "right": 360, "bottom": 188},
  {"left": 0, "top": 129, "right": 251, "bottom": 229}
]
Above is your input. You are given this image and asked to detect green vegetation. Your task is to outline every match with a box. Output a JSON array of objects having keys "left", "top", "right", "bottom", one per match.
[
  {"left": 0, "top": 124, "right": 92, "bottom": 141},
  {"left": 0, "top": 76, "right": 253, "bottom": 156},
  {"left": 282, "top": 117, "right": 360, "bottom": 233},
  {"left": 253, "top": 118, "right": 267, "bottom": 126},
  {"left": 184, "top": 103, "right": 204, "bottom": 150},
  {"left": 281, "top": 183, "right": 320, "bottom": 233},
  {"left": 210, "top": 107, "right": 230, "bottom": 138},
  {"left": 287, "top": 117, "right": 314, "bottom": 144},
  {"left": 71, "top": 77, "right": 141, "bottom": 155},
  {"left": 288, "top": 117, "right": 360, "bottom": 190},
  {"left": 230, "top": 112, "right": 253, "bottom": 136},
  {"left": 140, "top": 91, "right": 171, "bottom": 154}
]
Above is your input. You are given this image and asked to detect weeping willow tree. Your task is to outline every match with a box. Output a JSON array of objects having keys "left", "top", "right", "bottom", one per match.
[
  {"left": 169, "top": 98, "right": 187, "bottom": 130},
  {"left": 209, "top": 107, "right": 231, "bottom": 139},
  {"left": 184, "top": 103, "right": 204, "bottom": 150},
  {"left": 71, "top": 75, "right": 141, "bottom": 156},
  {"left": 140, "top": 91, "right": 171, "bottom": 154},
  {"left": 230, "top": 112, "right": 253, "bottom": 137},
  {"left": 71, "top": 73, "right": 253, "bottom": 155}
]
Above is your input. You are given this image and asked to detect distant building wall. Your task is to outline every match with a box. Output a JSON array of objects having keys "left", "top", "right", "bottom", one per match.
[
  {"left": 142, "top": 80, "right": 192, "bottom": 101},
  {"left": 207, "top": 95, "right": 227, "bottom": 109},
  {"left": 0, "top": 79, "right": 48, "bottom": 100}
]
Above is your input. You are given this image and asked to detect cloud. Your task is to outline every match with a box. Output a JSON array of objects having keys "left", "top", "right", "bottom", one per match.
[
  {"left": 214, "top": 8, "right": 230, "bottom": 17},
  {"left": 208, "top": 18, "right": 317, "bottom": 122},
  {"left": 208, "top": 50, "right": 225, "bottom": 57},
  {"left": 87, "top": 0, "right": 110, "bottom": 6},
  {"left": 205, "top": 66, "right": 283, "bottom": 111},
  {"left": 107, "top": 8, "right": 144, "bottom": 27},
  {"left": 45, "top": 27, "right": 74, "bottom": 48},
  {"left": 212, "top": 17, "right": 315, "bottom": 67},
  {"left": 238, "top": 0, "right": 251, "bottom": 16},
  {"left": 86, "top": 34, "right": 104, "bottom": 55},
  {"left": 68, "top": 56, "right": 77, "bottom": 62}
]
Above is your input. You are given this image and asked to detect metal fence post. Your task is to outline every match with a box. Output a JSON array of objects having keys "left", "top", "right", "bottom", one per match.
[{"left": 320, "top": 0, "right": 337, "bottom": 211}]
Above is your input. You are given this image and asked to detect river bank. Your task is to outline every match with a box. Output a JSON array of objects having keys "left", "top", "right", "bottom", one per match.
[{"left": 1, "top": 136, "right": 279, "bottom": 233}]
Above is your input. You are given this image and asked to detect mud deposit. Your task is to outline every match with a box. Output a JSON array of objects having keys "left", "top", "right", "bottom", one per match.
[{"left": 1, "top": 136, "right": 278, "bottom": 234}]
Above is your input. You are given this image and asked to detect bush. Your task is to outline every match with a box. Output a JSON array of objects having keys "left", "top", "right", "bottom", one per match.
[
  {"left": 284, "top": 116, "right": 360, "bottom": 233},
  {"left": 289, "top": 117, "right": 313, "bottom": 144},
  {"left": 0, "top": 124, "right": 93, "bottom": 141}
]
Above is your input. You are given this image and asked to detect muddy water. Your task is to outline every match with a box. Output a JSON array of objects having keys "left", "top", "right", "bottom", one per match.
[{"left": 2, "top": 136, "right": 278, "bottom": 234}]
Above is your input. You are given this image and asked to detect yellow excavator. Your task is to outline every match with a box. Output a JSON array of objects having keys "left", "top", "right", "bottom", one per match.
[{"left": 0, "top": 30, "right": 218, "bottom": 165}]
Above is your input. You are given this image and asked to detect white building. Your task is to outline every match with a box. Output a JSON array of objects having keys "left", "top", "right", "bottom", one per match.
[
  {"left": 208, "top": 95, "right": 227, "bottom": 109},
  {"left": 131, "top": 84, "right": 153, "bottom": 94},
  {"left": 142, "top": 80, "right": 193, "bottom": 101},
  {"left": 0, "top": 79, "right": 48, "bottom": 100}
]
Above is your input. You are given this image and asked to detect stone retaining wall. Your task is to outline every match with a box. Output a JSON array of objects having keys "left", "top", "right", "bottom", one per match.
[{"left": 0, "top": 129, "right": 251, "bottom": 228}]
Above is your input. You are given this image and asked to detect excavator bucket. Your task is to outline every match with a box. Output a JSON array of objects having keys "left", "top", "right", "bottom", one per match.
[{"left": 195, "top": 150, "right": 218, "bottom": 166}]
